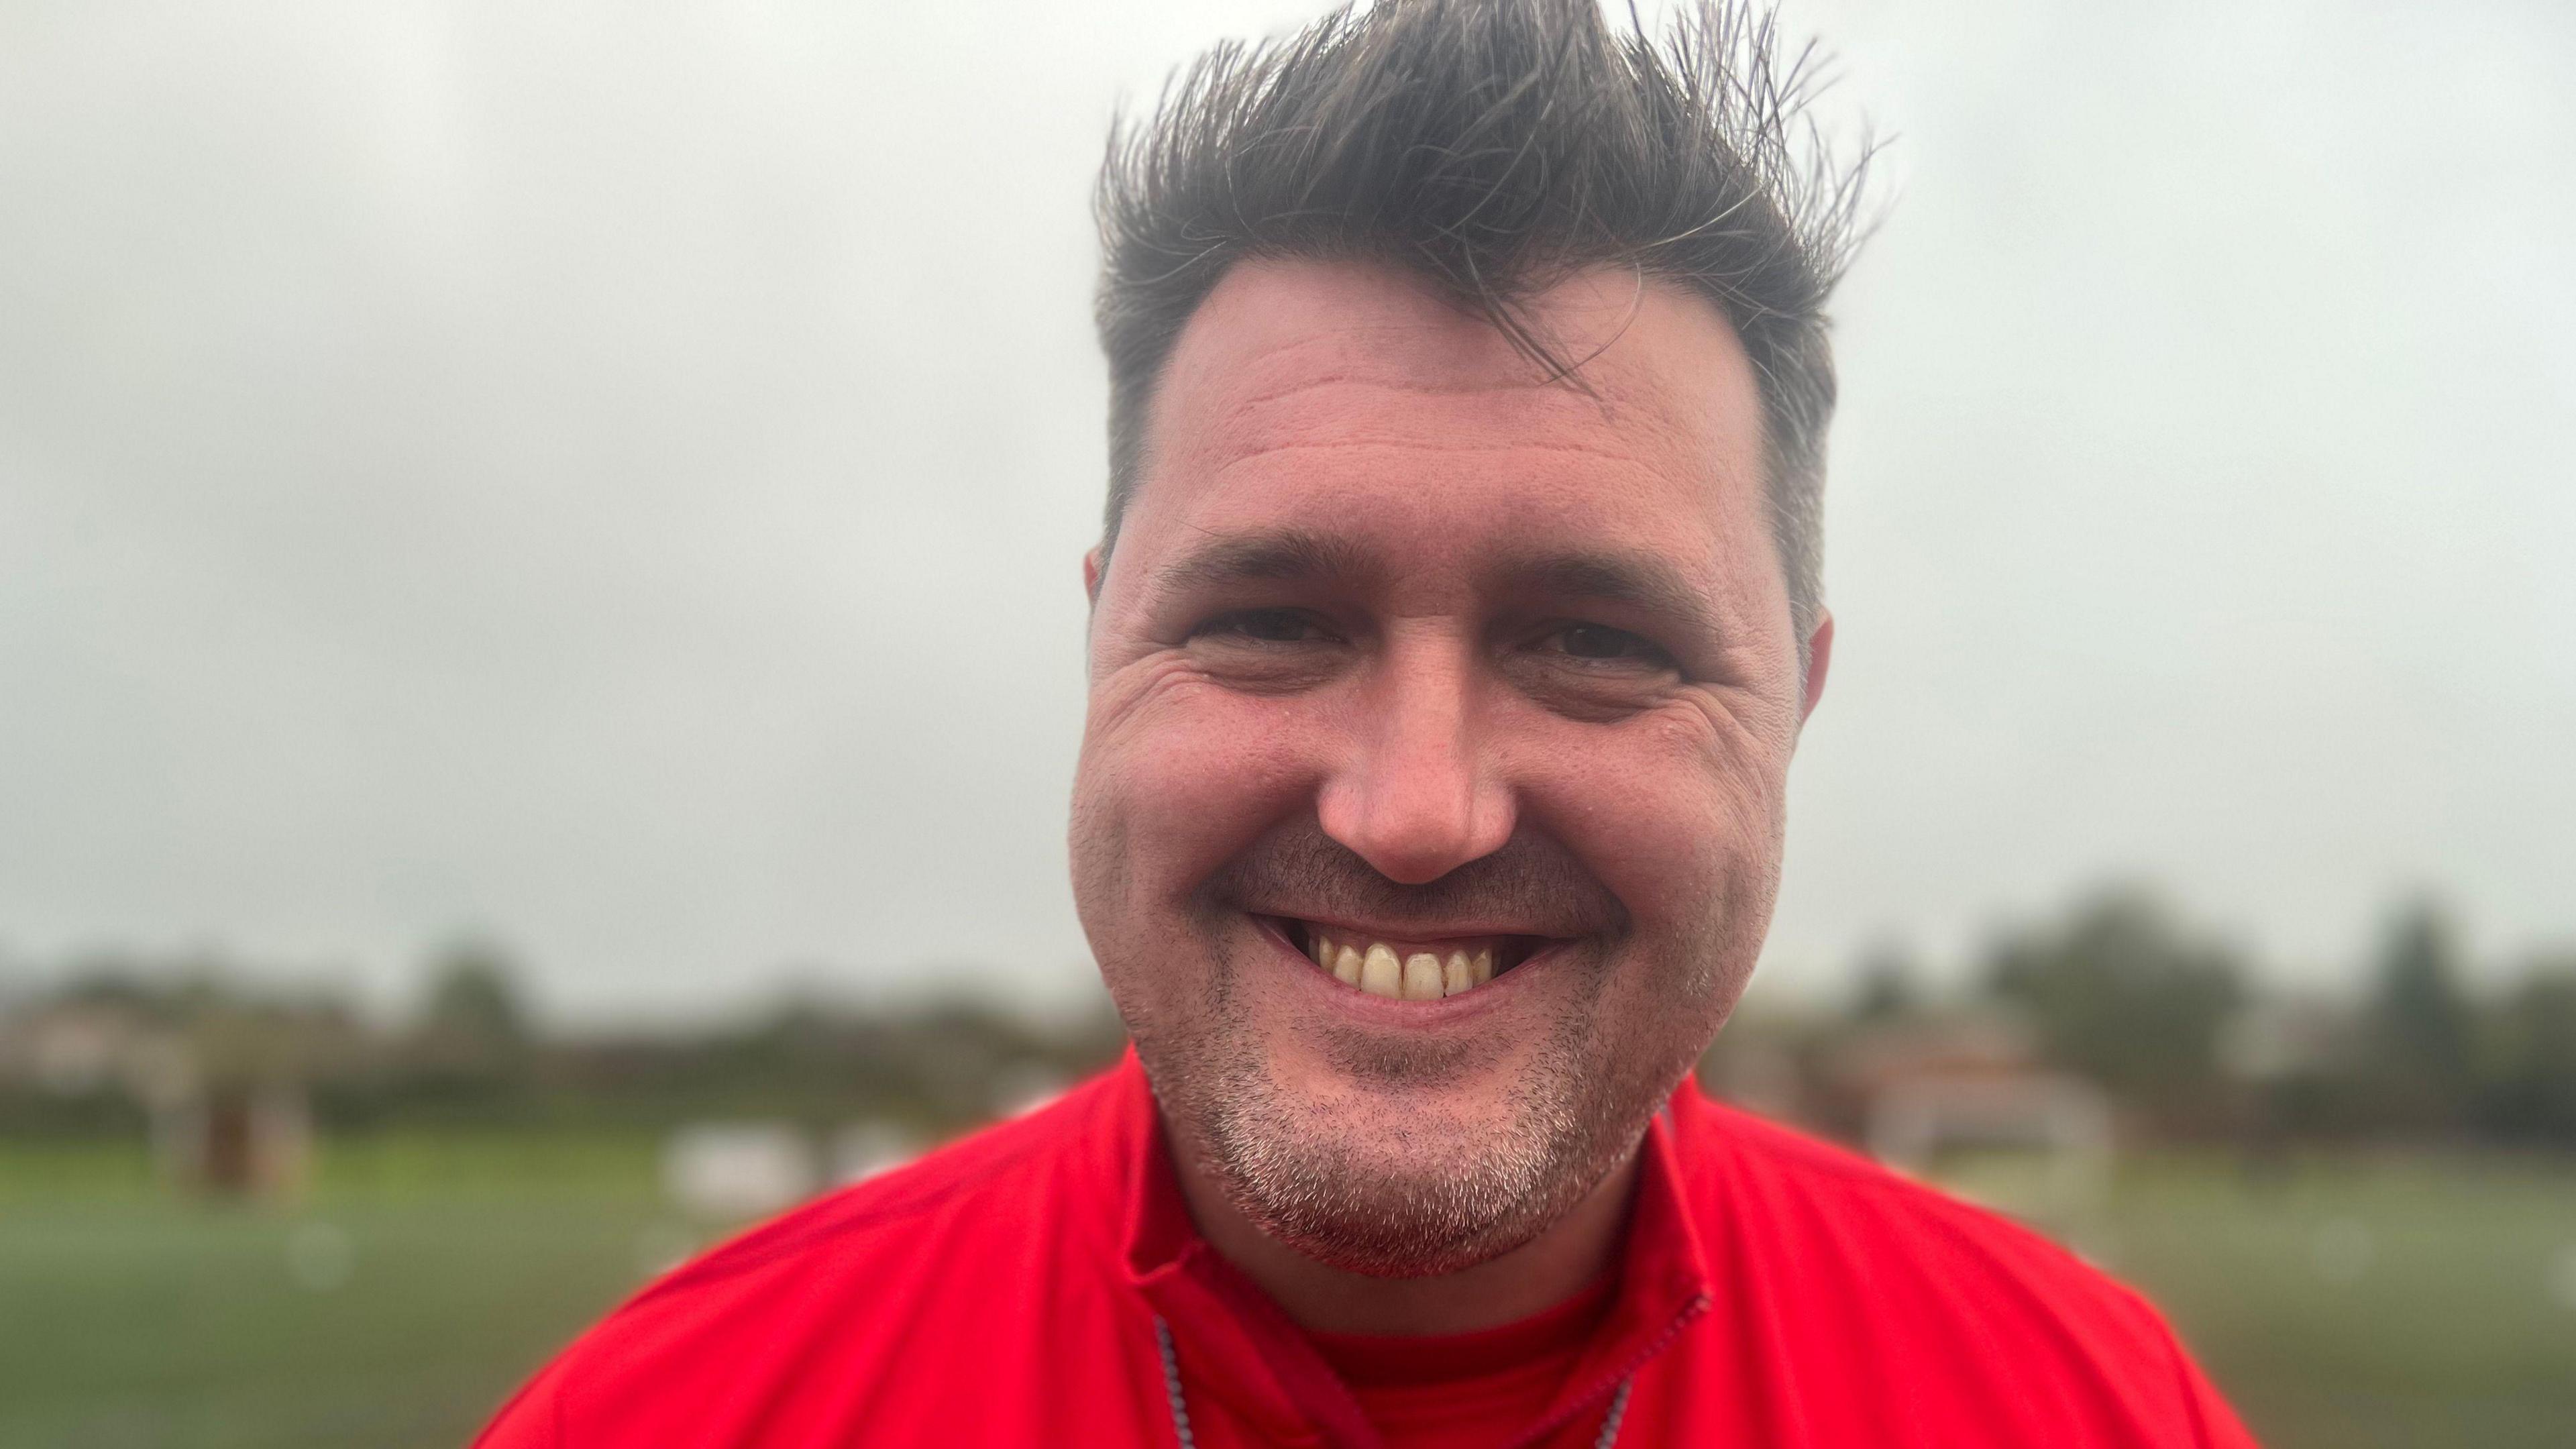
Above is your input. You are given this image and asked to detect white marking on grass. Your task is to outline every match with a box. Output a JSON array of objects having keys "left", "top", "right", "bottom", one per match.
[
  {"left": 284, "top": 1222, "right": 354, "bottom": 1292},
  {"left": 2310, "top": 1218, "right": 2374, "bottom": 1285}
]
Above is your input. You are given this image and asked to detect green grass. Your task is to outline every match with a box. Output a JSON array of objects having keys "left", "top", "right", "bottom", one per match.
[
  {"left": 0, "top": 1134, "right": 682, "bottom": 1449},
  {"left": 2097, "top": 1156, "right": 2576, "bottom": 1449},
  {"left": 2, "top": 1137, "right": 2571, "bottom": 1448},
  {"left": 1936, "top": 1150, "right": 2576, "bottom": 1449}
]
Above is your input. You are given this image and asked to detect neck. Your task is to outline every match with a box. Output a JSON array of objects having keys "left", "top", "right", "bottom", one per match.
[{"left": 1171, "top": 1138, "right": 1644, "bottom": 1337}]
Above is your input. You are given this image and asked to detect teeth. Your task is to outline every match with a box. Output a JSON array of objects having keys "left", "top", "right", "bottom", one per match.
[
  {"left": 1301, "top": 927, "right": 1515, "bottom": 1000},
  {"left": 1360, "top": 944, "right": 1403, "bottom": 998}
]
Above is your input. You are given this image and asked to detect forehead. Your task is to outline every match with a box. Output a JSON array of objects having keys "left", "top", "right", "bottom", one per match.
[{"left": 1126, "top": 258, "right": 1775, "bottom": 596}]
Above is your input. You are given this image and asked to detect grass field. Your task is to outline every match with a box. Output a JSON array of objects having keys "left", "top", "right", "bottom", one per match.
[
  {"left": 2086, "top": 1155, "right": 2576, "bottom": 1449},
  {"left": 0, "top": 1136, "right": 672, "bottom": 1449},
  {"left": 3, "top": 1134, "right": 2571, "bottom": 1448}
]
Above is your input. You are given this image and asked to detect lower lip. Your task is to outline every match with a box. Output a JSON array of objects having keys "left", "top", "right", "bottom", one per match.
[{"left": 1252, "top": 917, "right": 1562, "bottom": 1025}]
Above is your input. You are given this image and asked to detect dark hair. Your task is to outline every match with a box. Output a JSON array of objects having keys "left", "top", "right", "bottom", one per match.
[{"left": 1093, "top": 0, "right": 1869, "bottom": 657}]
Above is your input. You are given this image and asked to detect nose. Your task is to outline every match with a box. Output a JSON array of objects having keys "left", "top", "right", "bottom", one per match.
[{"left": 1316, "top": 633, "right": 1517, "bottom": 885}]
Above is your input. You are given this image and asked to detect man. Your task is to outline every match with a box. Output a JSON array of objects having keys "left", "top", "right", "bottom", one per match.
[{"left": 478, "top": 1, "right": 2259, "bottom": 1444}]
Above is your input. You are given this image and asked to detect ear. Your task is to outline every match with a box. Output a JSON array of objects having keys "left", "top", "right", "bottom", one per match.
[
  {"left": 1799, "top": 610, "right": 1835, "bottom": 725},
  {"left": 1082, "top": 545, "right": 1104, "bottom": 604}
]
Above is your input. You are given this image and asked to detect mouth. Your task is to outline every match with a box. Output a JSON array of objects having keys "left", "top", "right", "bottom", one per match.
[{"left": 1258, "top": 915, "right": 1555, "bottom": 1002}]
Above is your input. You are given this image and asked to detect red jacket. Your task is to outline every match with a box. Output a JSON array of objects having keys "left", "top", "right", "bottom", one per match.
[{"left": 476, "top": 1054, "right": 2257, "bottom": 1447}]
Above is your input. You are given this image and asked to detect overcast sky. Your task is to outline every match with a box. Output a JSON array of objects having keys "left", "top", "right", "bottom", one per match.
[{"left": 1, "top": 0, "right": 2568, "bottom": 1022}]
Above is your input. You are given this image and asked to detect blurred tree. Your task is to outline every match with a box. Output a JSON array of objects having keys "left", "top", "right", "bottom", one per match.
[
  {"left": 404, "top": 941, "right": 536, "bottom": 1114},
  {"left": 2361, "top": 898, "right": 2477, "bottom": 1131},
  {"left": 420, "top": 940, "right": 530, "bottom": 1051},
  {"left": 1849, "top": 941, "right": 1922, "bottom": 1022},
  {"left": 2477, "top": 957, "right": 2576, "bottom": 1144},
  {"left": 1985, "top": 888, "right": 2245, "bottom": 1132}
]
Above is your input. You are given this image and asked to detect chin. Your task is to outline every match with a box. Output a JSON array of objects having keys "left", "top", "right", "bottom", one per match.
[
  {"left": 1209, "top": 1106, "right": 1574, "bottom": 1277},
  {"left": 1179, "top": 1022, "right": 1627, "bottom": 1279}
]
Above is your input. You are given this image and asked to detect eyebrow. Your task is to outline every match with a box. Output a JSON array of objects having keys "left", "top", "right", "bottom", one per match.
[
  {"left": 1150, "top": 528, "right": 1379, "bottom": 596},
  {"left": 1150, "top": 529, "right": 1721, "bottom": 641}
]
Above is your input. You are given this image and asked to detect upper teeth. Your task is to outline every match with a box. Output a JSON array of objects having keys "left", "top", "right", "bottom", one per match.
[{"left": 1309, "top": 932, "right": 1497, "bottom": 1000}]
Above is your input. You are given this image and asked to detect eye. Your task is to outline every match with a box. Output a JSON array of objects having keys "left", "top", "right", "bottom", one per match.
[
  {"left": 1537, "top": 623, "right": 1676, "bottom": 669},
  {"left": 1189, "top": 608, "right": 1335, "bottom": 645},
  {"left": 1181, "top": 606, "right": 1346, "bottom": 691}
]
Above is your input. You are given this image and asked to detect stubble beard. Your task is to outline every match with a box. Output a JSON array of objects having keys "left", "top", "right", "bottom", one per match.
[{"left": 1143, "top": 931, "right": 1690, "bottom": 1279}]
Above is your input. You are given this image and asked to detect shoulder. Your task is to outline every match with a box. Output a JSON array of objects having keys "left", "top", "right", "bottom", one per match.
[
  {"left": 474, "top": 1062, "right": 1148, "bottom": 1448},
  {"left": 1665, "top": 1081, "right": 2255, "bottom": 1447},
  {"left": 637, "top": 1063, "right": 1136, "bottom": 1303}
]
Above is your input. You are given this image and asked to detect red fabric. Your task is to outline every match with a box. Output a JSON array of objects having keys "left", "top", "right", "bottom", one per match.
[
  {"left": 1286, "top": 1274, "right": 1614, "bottom": 1449},
  {"left": 474, "top": 1051, "right": 2261, "bottom": 1448}
]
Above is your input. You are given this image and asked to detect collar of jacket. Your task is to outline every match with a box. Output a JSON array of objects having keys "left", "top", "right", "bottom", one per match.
[{"left": 1112, "top": 1051, "right": 1716, "bottom": 1449}]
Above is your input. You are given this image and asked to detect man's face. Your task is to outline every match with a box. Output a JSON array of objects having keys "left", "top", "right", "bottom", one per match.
[{"left": 1070, "top": 259, "right": 1818, "bottom": 1275}]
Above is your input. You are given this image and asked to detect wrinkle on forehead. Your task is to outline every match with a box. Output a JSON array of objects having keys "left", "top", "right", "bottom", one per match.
[
  {"left": 1143, "top": 259, "right": 1760, "bottom": 513},
  {"left": 1205, "top": 392, "right": 1679, "bottom": 483}
]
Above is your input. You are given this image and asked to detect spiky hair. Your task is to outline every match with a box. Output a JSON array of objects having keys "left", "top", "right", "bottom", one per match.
[{"left": 1093, "top": 0, "right": 1870, "bottom": 653}]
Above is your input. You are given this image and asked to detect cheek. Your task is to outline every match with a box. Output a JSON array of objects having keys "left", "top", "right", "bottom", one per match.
[
  {"left": 1523, "top": 708, "right": 1788, "bottom": 944},
  {"left": 1072, "top": 660, "right": 1331, "bottom": 909}
]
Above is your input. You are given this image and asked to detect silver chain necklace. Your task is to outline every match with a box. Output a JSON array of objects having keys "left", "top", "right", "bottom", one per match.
[{"left": 1154, "top": 1316, "right": 1631, "bottom": 1449}]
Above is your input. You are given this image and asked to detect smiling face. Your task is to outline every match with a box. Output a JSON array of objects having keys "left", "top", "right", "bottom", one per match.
[{"left": 1071, "top": 258, "right": 1822, "bottom": 1277}]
